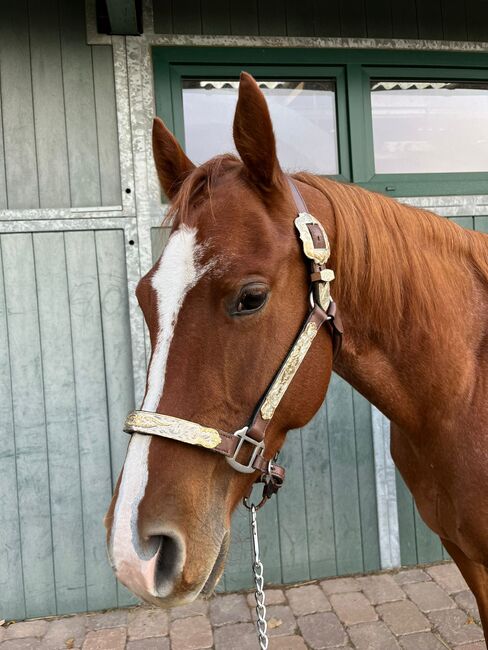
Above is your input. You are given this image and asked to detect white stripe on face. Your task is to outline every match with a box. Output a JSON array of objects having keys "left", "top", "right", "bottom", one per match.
[{"left": 110, "top": 226, "right": 207, "bottom": 588}]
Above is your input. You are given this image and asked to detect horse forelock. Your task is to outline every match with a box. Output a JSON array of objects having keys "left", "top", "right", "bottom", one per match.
[{"left": 294, "top": 173, "right": 488, "bottom": 346}]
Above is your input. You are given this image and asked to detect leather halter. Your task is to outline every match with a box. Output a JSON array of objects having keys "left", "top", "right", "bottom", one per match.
[{"left": 124, "top": 178, "right": 343, "bottom": 504}]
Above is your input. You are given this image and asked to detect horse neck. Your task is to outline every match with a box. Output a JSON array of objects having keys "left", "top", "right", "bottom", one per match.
[{"left": 312, "top": 181, "right": 488, "bottom": 431}]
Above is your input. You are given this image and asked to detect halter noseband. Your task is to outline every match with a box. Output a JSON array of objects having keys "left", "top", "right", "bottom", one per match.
[{"left": 124, "top": 178, "right": 343, "bottom": 505}]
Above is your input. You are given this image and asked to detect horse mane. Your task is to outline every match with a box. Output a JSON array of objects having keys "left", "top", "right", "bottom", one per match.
[{"left": 294, "top": 173, "right": 488, "bottom": 340}]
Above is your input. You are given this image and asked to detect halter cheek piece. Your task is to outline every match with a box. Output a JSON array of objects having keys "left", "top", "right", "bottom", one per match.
[{"left": 124, "top": 178, "right": 343, "bottom": 507}]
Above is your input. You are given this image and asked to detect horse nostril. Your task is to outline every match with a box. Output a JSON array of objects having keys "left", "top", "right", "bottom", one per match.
[{"left": 153, "top": 534, "right": 183, "bottom": 594}]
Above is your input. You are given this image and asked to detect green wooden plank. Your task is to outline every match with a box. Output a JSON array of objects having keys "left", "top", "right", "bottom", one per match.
[
  {"left": 33, "top": 232, "right": 87, "bottom": 615},
  {"left": 0, "top": 1, "right": 39, "bottom": 208},
  {"left": 254, "top": 492, "right": 282, "bottom": 585},
  {"left": 285, "top": 0, "right": 315, "bottom": 37},
  {"left": 172, "top": 0, "right": 202, "bottom": 34},
  {"left": 313, "top": 0, "right": 341, "bottom": 37},
  {"left": 152, "top": 0, "right": 173, "bottom": 33},
  {"left": 396, "top": 471, "right": 418, "bottom": 566},
  {"left": 1, "top": 233, "right": 55, "bottom": 618},
  {"left": 441, "top": 0, "right": 468, "bottom": 41},
  {"left": 365, "top": 0, "right": 393, "bottom": 38},
  {"left": 352, "top": 392, "right": 380, "bottom": 572},
  {"left": 28, "top": 0, "right": 71, "bottom": 208},
  {"left": 416, "top": 0, "right": 444, "bottom": 39},
  {"left": 391, "top": 0, "right": 418, "bottom": 38},
  {"left": 414, "top": 508, "right": 444, "bottom": 565},
  {"left": 277, "top": 431, "right": 310, "bottom": 583},
  {"left": 224, "top": 505, "right": 254, "bottom": 591},
  {"left": 339, "top": 0, "right": 367, "bottom": 37},
  {"left": 59, "top": 0, "right": 102, "bottom": 208},
  {"left": 201, "top": 0, "right": 231, "bottom": 35},
  {"left": 0, "top": 240, "right": 25, "bottom": 620},
  {"left": 326, "top": 374, "right": 363, "bottom": 574},
  {"left": 94, "top": 230, "right": 138, "bottom": 608},
  {"left": 105, "top": 0, "right": 139, "bottom": 34},
  {"left": 229, "top": 0, "right": 259, "bottom": 35},
  {"left": 92, "top": 47, "right": 122, "bottom": 207},
  {"left": 474, "top": 216, "right": 488, "bottom": 234},
  {"left": 257, "top": 0, "right": 287, "bottom": 36},
  {"left": 150, "top": 227, "right": 171, "bottom": 264},
  {"left": 450, "top": 216, "right": 474, "bottom": 230},
  {"left": 65, "top": 231, "right": 117, "bottom": 611},
  {"left": 301, "top": 402, "right": 337, "bottom": 579}
]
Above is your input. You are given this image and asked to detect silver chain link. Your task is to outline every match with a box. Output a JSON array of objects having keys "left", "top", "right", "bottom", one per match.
[{"left": 250, "top": 504, "right": 269, "bottom": 650}]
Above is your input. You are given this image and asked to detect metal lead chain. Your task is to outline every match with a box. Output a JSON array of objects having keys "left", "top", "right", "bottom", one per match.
[{"left": 250, "top": 504, "right": 269, "bottom": 650}]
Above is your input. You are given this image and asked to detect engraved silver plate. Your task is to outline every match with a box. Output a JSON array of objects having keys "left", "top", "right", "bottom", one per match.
[{"left": 295, "top": 213, "right": 331, "bottom": 265}]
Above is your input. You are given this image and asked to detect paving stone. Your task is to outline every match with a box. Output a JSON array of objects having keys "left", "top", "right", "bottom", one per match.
[
  {"left": 126, "top": 638, "right": 170, "bottom": 649},
  {"left": 320, "top": 577, "right": 361, "bottom": 595},
  {"left": 427, "top": 563, "right": 468, "bottom": 594},
  {"left": 393, "top": 569, "right": 431, "bottom": 585},
  {"left": 169, "top": 600, "right": 209, "bottom": 621},
  {"left": 247, "top": 589, "right": 285, "bottom": 608},
  {"left": 377, "top": 599, "right": 430, "bottom": 635},
  {"left": 85, "top": 609, "right": 128, "bottom": 630},
  {"left": 330, "top": 591, "right": 377, "bottom": 625},
  {"left": 209, "top": 593, "right": 251, "bottom": 626},
  {"left": 398, "top": 631, "right": 446, "bottom": 649},
  {"left": 287, "top": 584, "right": 331, "bottom": 616},
  {"left": 251, "top": 605, "right": 297, "bottom": 637},
  {"left": 127, "top": 607, "right": 169, "bottom": 639},
  {"left": 298, "top": 612, "right": 347, "bottom": 649},
  {"left": 453, "top": 642, "right": 488, "bottom": 650},
  {"left": 455, "top": 590, "right": 481, "bottom": 623},
  {"left": 42, "top": 615, "right": 87, "bottom": 649},
  {"left": 170, "top": 616, "right": 213, "bottom": 650},
  {"left": 82, "top": 626, "right": 126, "bottom": 650},
  {"left": 0, "top": 640, "right": 43, "bottom": 649},
  {"left": 213, "top": 622, "right": 256, "bottom": 650},
  {"left": 347, "top": 621, "right": 400, "bottom": 650},
  {"left": 4, "top": 620, "right": 48, "bottom": 640},
  {"left": 429, "top": 609, "right": 484, "bottom": 646},
  {"left": 356, "top": 574, "right": 405, "bottom": 604},
  {"left": 404, "top": 581, "right": 456, "bottom": 612},
  {"left": 0, "top": 629, "right": 4, "bottom": 643},
  {"left": 269, "top": 635, "right": 307, "bottom": 649}
]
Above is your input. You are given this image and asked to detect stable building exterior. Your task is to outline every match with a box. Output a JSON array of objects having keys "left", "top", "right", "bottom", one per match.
[{"left": 1, "top": 0, "right": 488, "bottom": 621}]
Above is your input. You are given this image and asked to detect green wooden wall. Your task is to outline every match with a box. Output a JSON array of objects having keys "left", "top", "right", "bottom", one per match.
[
  {"left": 0, "top": 0, "right": 121, "bottom": 210},
  {"left": 0, "top": 230, "right": 137, "bottom": 621},
  {"left": 153, "top": 0, "right": 488, "bottom": 41}
]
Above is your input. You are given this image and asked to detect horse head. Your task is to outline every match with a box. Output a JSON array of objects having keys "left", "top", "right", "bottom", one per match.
[{"left": 104, "top": 73, "right": 336, "bottom": 606}]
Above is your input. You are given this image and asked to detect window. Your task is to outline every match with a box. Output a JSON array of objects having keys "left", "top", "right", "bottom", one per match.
[
  {"left": 181, "top": 79, "right": 339, "bottom": 174},
  {"left": 371, "top": 81, "right": 488, "bottom": 174},
  {"left": 153, "top": 48, "right": 488, "bottom": 197}
]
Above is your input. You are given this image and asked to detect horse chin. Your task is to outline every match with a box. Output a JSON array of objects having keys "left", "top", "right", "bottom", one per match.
[{"left": 200, "top": 531, "right": 230, "bottom": 599}]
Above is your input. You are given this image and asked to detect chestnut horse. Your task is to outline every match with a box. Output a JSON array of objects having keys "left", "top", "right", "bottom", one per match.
[{"left": 105, "top": 73, "right": 488, "bottom": 638}]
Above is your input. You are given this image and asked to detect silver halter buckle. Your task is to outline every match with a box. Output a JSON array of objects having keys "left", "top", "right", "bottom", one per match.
[{"left": 226, "top": 427, "right": 265, "bottom": 474}]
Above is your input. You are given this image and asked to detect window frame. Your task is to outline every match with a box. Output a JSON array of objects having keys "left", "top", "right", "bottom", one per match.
[{"left": 152, "top": 47, "right": 488, "bottom": 198}]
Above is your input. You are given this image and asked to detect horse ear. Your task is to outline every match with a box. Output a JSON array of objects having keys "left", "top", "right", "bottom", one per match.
[
  {"left": 152, "top": 117, "right": 195, "bottom": 200},
  {"left": 233, "top": 72, "right": 282, "bottom": 190}
]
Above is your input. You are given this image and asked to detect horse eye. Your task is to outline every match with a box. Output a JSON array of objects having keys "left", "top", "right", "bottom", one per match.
[{"left": 234, "top": 284, "right": 268, "bottom": 315}]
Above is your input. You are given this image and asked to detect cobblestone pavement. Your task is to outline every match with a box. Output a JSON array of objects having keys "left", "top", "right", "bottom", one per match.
[{"left": 1, "top": 562, "right": 486, "bottom": 649}]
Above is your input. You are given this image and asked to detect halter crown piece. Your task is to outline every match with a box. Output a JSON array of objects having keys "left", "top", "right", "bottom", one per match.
[{"left": 124, "top": 177, "right": 343, "bottom": 506}]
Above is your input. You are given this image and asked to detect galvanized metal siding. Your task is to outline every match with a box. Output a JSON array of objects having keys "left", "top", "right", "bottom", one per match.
[
  {"left": 153, "top": 0, "right": 488, "bottom": 40},
  {"left": 0, "top": 230, "right": 136, "bottom": 621},
  {"left": 0, "top": 0, "right": 121, "bottom": 210}
]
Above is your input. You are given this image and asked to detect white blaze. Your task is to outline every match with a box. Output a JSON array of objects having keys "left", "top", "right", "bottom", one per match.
[{"left": 110, "top": 226, "right": 206, "bottom": 594}]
